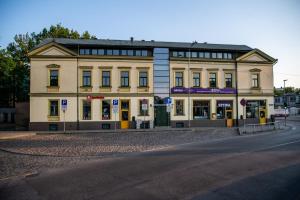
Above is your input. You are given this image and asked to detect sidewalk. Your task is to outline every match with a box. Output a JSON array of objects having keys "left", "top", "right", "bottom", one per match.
[{"left": 0, "top": 131, "right": 36, "bottom": 140}]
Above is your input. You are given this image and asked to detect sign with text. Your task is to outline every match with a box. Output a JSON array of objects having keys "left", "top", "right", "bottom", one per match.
[
  {"left": 61, "top": 99, "right": 67, "bottom": 111},
  {"left": 171, "top": 87, "right": 236, "bottom": 94}
]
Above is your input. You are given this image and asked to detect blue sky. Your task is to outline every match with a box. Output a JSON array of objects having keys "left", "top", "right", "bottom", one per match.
[{"left": 1, "top": 0, "right": 300, "bottom": 88}]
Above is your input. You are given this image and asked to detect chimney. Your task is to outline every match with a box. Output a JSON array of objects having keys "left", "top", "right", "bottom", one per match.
[{"left": 130, "top": 37, "right": 134, "bottom": 42}]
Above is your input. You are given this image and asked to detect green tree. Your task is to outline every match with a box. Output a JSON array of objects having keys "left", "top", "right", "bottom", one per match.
[{"left": 1, "top": 24, "right": 97, "bottom": 107}]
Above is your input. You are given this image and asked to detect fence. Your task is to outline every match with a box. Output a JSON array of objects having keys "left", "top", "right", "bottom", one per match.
[{"left": 239, "top": 121, "right": 285, "bottom": 135}]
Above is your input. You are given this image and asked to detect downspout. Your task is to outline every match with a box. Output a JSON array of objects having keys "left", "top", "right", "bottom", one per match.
[
  {"left": 235, "top": 60, "right": 239, "bottom": 127},
  {"left": 76, "top": 45, "right": 79, "bottom": 130}
]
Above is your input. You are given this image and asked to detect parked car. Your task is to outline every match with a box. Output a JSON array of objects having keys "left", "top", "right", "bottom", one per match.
[{"left": 274, "top": 108, "right": 289, "bottom": 117}]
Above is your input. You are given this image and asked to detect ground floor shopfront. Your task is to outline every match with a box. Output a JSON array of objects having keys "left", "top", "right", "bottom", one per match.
[{"left": 29, "top": 95, "right": 274, "bottom": 131}]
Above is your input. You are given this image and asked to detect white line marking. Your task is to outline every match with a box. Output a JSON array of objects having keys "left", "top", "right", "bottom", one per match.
[{"left": 254, "top": 139, "right": 300, "bottom": 152}]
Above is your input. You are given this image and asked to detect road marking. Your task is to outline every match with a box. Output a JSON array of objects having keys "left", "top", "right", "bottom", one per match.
[{"left": 254, "top": 139, "right": 300, "bottom": 152}]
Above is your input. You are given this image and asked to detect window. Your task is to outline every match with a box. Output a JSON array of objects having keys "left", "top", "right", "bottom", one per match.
[
  {"left": 84, "top": 49, "right": 90, "bottom": 55},
  {"left": 193, "top": 72, "right": 201, "bottom": 87},
  {"left": 135, "top": 50, "right": 142, "bottom": 56},
  {"left": 102, "top": 71, "right": 110, "bottom": 87},
  {"left": 199, "top": 52, "right": 204, "bottom": 58},
  {"left": 212, "top": 52, "right": 217, "bottom": 59},
  {"left": 102, "top": 100, "right": 111, "bottom": 120},
  {"left": 92, "top": 49, "right": 98, "bottom": 55},
  {"left": 216, "top": 101, "right": 232, "bottom": 119},
  {"left": 186, "top": 52, "right": 190, "bottom": 58},
  {"left": 246, "top": 100, "right": 266, "bottom": 118},
  {"left": 121, "top": 50, "right": 127, "bottom": 56},
  {"left": 225, "top": 73, "right": 232, "bottom": 88},
  {"left": 172, "top": 51, "right": 178, "bottom": 57},
  {"left": 121, "top": 71, "right": 129, "bottom": 87},
  {"left": 50, "top": 70, "right": 58, "bottom": 86},
  {"left": 113, "top": 50, "right": 119, "bottom": 56},
  {"left": 107, "top": 49, "right": 113, "bottom": 55},
  {"left": 79, "top": 49, "right": 85, "bottom": 55},
  {"left": 209, "top": 73, "right": 217, "bottom": 88},
  {"left": 204, "top": 52, "right": 210, "bottom": 58},
  {"left": 193, "top": 101, "right": 210, "bottom": 119},
  {"left": 252, "top": 74, "right": 259, "bottom": 87},
  {"left": 82, "top": 71, "right": 91, "bottom": 87},
  {"left": 178, "top": 52, "right": 185, "bottom": 57},
  {"left": 175, "top": 100, "right": 184, "bottom": 115},
  {"left": 217, "top": 53, "right": 223, "bottom": 59},
  {"left": 191, "top": 52, "right": 198, "bottom": 58},
  {"left": 142, "top": 50, "right": 148, "bottom": 56},
  {"left": 228, "top": 53, "right": 232, "bottom": 59},
  {"left": 175, "top": 72, "right": 184, "bottom": 87},
  {"left": 139, "top": 99, "right": 149, "bottom": 115},
  {"left": 139, "top": 71, "right": 148, "bottom": 87},
  {"left": 128, "top": 50, "right": 133, "bottom": 56},
  {"left": 49, "top": 100, "right": 59, "bottom": 116},
  {"left": 82, "top": 100, "right": 91, "bottom": 120},
  {"left": 223, "top": 53, "right": 228, "bottom": 59},
  {"left": 98, "top": 49, "right": 104, "bottom": 55}
]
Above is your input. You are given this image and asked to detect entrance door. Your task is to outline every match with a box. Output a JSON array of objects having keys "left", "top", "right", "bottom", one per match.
[
  {"left": 154, "top": 105, "right": 169, "bottom": 126},
  {"left": 120, "top": 100, "right": 130, "bottom": 129}
]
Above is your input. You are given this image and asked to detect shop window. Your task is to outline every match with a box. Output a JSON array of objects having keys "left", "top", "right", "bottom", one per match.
[
  {"left": 216, "top": 101, "right": 233, "bottom": 119},
  {"left": 193, "top": 101, "right": 210, "bottom": 119},
  {"left": 246, "top": 100, "right": 266, "bottom": 118},
  {"left": 175, "top": 100, "right": 184, "bottom": 115},
  {"left": 139, "top": 99, "right": 149, "bottom": 115},
  {"left": 102, "top": 100, "right": 111, "bottom": 120},
  {"left": 82, "top": 100, "right": 91, "bottom": 120}
]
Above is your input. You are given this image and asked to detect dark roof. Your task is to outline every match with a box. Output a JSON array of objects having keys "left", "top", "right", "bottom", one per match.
[{"left": 34, "top": 38, "right": 253, "bottom": 52}]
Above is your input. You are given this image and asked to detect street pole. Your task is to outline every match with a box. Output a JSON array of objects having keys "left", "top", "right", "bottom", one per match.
[
  {"left": 283, "top": 79, "right": 288, "bottom": 126},
  {"left": 63, "top": 110, "right": 66, "bottom": 133},
  {"left": 188, "top": 48, "right": 191, "bottom": 128}
]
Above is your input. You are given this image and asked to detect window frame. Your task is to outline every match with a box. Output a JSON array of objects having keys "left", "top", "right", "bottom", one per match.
[
  {"left": 175, "top": 71, "right": 184, "bottom": 87},
  {"left": 139, "top": 71, "right": 148, "bottom": 87},
  {"left": 175, "top": 99, "right": 184, "bottom": 116},
  {"left": 120, "top": 71, "right": 130, "bottom": 87},
  {"left": 82, "top": 100, "right": 92, "bottom": 120},
  {"left": 48, "top": 99, "right": 59, "bottom": 117},
  {"left": 82, "top": 70, "right": 92, "bottom": 87},
  {"left": 101, "top": 99, "right": 111, "bottom": 120},
  {"left": 225, "top": 73, "right": 233, "bottom": 88},
  {"left": 209, "top": 72, "right": 217, "bottom": 88},
  {"left": 192, "top": 72, "right": 201, "bottom": 87},
  {"left": 101, "top": 70, "right": 111, "bottom": 87},
  {"left": 49, "top": 69, "right": 59, "bottom": 87},
  {"left": 251, "top": 73, "right": 260, "bottom": 88},
  {"left": 139, "top": 99, "right": 149, "bottom": 116}
]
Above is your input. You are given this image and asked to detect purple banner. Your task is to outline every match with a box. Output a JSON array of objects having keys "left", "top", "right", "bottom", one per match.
[{"left": 171, "top": 87, "right": 236, "bottom": 94}]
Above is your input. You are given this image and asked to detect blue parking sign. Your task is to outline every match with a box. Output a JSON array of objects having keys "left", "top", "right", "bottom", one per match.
[
  {"left": 113, "top": 99, "right": 118, "bottom": 106},
  {"left": 164, "top": 97, "right": 172, "bottom": 104},
  {"left": 61, "top": 99, "right": 67, "bottom": 111}
]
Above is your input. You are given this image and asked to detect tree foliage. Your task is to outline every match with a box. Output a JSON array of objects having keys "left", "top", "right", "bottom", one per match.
[{"left": 0, "top": 24, "right": 97, "bottom": 107}]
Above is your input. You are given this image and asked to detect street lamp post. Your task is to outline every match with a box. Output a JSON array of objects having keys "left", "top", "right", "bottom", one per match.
[
  {"left": 188, "top": 41, "right": 197, "bottom": 128},
  {"left": 283, "top": 79, "right": 288, "bottom": 126}
]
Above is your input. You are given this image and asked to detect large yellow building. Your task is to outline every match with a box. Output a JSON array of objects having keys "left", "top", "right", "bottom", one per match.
[{"left": 29, "top": 38, "right": 277, "bottom": 130}]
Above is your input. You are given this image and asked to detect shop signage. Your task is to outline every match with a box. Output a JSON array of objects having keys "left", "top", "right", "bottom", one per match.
[
  {"left": 240, "top": 98, "right": 247, "bottom": 106},
  {"left": 171, "top": 87, "right": 236, "bottom": 94},
  {"left": 87, "top": 95, "right": 104, "bottom": 100}
]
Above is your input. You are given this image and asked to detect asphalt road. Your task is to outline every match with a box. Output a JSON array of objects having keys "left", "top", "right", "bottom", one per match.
[{"left": 1, "top": 119, "right": 300, "bottom": 200}]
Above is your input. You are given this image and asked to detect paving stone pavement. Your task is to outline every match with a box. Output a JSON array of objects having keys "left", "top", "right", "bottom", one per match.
[{"left": 0, "top": 128, "right": 237, "bottom": 179}]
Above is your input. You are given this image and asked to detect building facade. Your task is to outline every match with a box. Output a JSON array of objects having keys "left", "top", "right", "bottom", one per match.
[{"left": 29, "top": 38, "right": 277, "bottom": 131}]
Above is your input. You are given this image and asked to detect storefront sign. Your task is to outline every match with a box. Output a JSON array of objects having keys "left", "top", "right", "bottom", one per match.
[
  {"left": 171, "top": 87, "right": 236, "bottom": 94},
  {"left": 87, "top": 95, "right": 104, "bottom": 100}
]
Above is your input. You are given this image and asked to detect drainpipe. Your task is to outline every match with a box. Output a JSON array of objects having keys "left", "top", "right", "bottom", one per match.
[
  {"left": 235, "top": 60, "right": 239, "bottom": 127},
  {"left": 76, "top": 45, "right": 79, "bottom": 130}
]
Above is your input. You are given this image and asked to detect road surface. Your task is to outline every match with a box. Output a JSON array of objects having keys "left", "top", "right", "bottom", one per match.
[{"left": 1, "top": 119, "right": 300, "bottom": 200}]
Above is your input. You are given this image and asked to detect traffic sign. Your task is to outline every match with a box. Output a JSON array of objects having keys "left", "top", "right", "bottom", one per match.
[
  {"left": 113, "top": 99, "right": 118, "bottom": 106},
  {"left": 61, "top": 99, "right": 67, "bottom": 111},
  {"left": 164, "top": 97, "right": 172, "bottom": 104},
  {"left": 113, "top": 106, "right": 118, "bottom": 113},
  {"left": 166, "top": 104, "right": 172, "bottom": 113}
]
